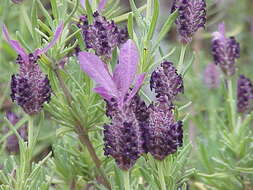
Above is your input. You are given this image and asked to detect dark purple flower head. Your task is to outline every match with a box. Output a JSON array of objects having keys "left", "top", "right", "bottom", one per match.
[
  {"left": 103, "top": 98, "right": 144, "bottom": 170},
  {"left": 203, "top": 63, "right": 220, "bottom": 89},
  {"left": 79, "top": 40, "right": 145, "bottom": 170},
  {"left": 171, "top": 0, "right": 206, "bottom": 43},
  {"left": 4, "top": 112, "right": 27, "bottom": 154},
  {"left": 237, "top": 75, "right": 253, "bottom": 113},
  {"left": 145, "top": 96, "right": 183, "bottom": 160},
  {"left": 77, "top": 12, "right": 128, "bottom": 59},
  {"left": 211, "top": 23, "right": 240, "bottom": 76},
  {"left": 3, "top": 24, "right": 63, "bottom": 115},
  {"left": 150, "top": 61, "right": 184, "bottom": 100}
]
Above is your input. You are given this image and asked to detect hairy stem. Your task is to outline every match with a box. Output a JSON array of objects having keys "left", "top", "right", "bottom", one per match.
[
  {"left": 227, "top": 79, "right": 236, "bottom": 130},
  {"left": 54, "top": 68, "right": 111, "bottom": 190},
  {"left": 178, "top": 44, "right": 187, "bottom": 74},
  {"left": 158, "top": 161, "right": 166, "bottom": 190},
  {"left": 123, "top": 170, "right": 130, "bottom": 190}
]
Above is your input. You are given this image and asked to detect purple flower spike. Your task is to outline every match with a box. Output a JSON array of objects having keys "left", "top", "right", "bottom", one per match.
[
  {"left": 79, "top": 39, "right": 146, "bottom": 170},
  {"left": 237, "top": 75, "right": 253, "bottom": 113},
  {"left": 171, "top": 0, "right": 206, "bottom": 43},
  {"left": 4, "top": 112, "right": 27, "bottom": 154},
  {"left": 3, "top": 23, "right": 63, "bottom": 115},
  {"left": 77, "top": 12, "right": 128, "bottom": 59},
  {"left": 211, "top": 23, "right": 240, "bottom": 76},
  {"left": 103, "top": 100, "right": 144, "bottom": 170},
  {"left": 145, "top": 96, "right": 183, "bottom": 160},
  {"left": 150, "top": 61, "right": 184, "bottom": 100},
  {"left": 203, "top": 63, "right": 220, "bottom": 89}
]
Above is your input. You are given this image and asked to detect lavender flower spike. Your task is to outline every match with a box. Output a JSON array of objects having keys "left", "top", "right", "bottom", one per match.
[
  {"left": 171, "top": 0, "right": 206, "bottom": 43},
  {"left": 77, "top": 12, "right": 128, "bottom": 59},
  {"left": 3, "top": 23, "right": 63, "bottom": 115},
  {"left": 237, "top": 75, "right": 253, "bottom": 113},
  {"left": 146, "top": 96, "right": 183, "bottom": 160},
  {"left": 211, "top": 23, "right": 240, "bottom": 76},
  {"left": 79, "top": 40, "right": 145, "bottom": 170}
]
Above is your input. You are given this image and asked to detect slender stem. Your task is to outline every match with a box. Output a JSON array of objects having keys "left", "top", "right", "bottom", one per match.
[
  {"left": 123, "top": 170, "right": 130, "bottom": 190},
  {"left": 28, "top": 116, "right": 34, "bottom": 153},
  {"left": 178, "top": 44, "right": 187, "bottom": 74},
  {"left": 54, "top": 68, "right": 111, "bottom": 190},
  {"left": 227, "top": 79, "right": 236, "bottom": 130},
  {"left": 158, "top": 161, "right": 166, "bottom": 190}
]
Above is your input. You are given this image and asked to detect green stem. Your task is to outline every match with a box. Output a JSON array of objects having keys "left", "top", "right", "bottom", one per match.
[
  {"left": 178, "top": 44, "right": 187, "bottom": 74},
  {"left": 227, "top": 79, "right": 236, "bottom": 130},
  {"left": 123, "top": 170, "right": 130, "bottom": 190},
  {"left": 28, "top": 115, "right": 34, "bottom": 160},
  {"left": 158, "top": 161, "right": 166, "bottom": 190}
]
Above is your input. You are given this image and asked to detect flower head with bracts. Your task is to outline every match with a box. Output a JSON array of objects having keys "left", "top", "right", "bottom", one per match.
[
  {"left": 78, "top": 39, "right": 145, "bottom": 170},
  {"left": 211, "top": 23, "right": 240, "bottom": 76},
  {"left": 2, "top": 23, "right": 63, "bottom": 115}
]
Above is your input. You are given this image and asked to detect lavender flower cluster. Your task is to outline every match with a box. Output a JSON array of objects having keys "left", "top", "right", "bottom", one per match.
[
  {"left": 77, "top": 11, "right": 128, "bottom": 59},
  {"left": 237, "top": 75, "right": 253, "bottom": 113},
  {"left": 171, "top": 0, "right": 206, "bottom": 43},
  {"left": 2, "top": 23, "right": 63, "bottom": 115},
  {"left": 78, "top": 38, "right": 184, "bottom": 170}
]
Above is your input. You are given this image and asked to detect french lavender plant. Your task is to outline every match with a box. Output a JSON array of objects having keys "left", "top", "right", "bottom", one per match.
[
  {"left": 2, "top": 24, "right": 63, "bottom": 115},
  {"left": 4, "top": 0, "right": 253, "bottom": 189}
]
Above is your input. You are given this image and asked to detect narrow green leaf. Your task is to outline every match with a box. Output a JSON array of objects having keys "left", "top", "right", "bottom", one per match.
[
  {"left": 37, "top": 0, "right": 53, "bottom": 26},
  {"left": 147, "top": 0, "right": 159, "bottom": 40},
  {"left": 127, "top": 13, "right": 134, "bottom": 39},
  {"left": 85, "top": 0, "right": 94, "bottom": 24},
  {"left": 153, "top": 10, "right": 178, "bottom": 51},
  {"left": 51, "top": 0, "right": 59, "bottom": 21}
]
